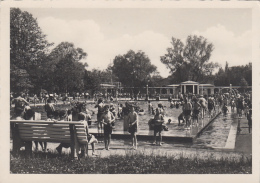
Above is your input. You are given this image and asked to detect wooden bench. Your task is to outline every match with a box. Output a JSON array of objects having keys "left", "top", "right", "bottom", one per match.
[{"left": 10, "top": 120, "right": 89, "bottom": 159}]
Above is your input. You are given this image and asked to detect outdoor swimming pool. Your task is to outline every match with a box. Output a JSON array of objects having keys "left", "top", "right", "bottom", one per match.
[{"left": 12, "top": 100, "right": 233, "bottom": 148}]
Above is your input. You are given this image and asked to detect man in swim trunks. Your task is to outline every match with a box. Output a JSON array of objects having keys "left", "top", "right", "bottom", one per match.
[
  {"left": 128, "top": 105, "right": 138, "bottom": 149},
  {"left": 198, "top": 95, "right": 207, "bottom": 119},
  {"left": 182, "top": 97, "right": 192, "bottom": 128},
  {"left": 153, "top": 108, "right": 164, "bottom": 146},
  {"left": 95, "top": 98, "right": 105, "bottom": 135},
  {"left": 100, "top": 105, "right": 115, "bottom": 150}
]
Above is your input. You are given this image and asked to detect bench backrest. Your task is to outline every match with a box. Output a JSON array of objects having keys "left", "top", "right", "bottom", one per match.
[{"left": 10, "top": 120, "right": 88, "bottom": 145}]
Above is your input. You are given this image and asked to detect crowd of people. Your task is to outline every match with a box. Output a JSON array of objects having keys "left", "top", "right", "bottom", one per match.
[
  {"left": 10, "top": 90, "right": 252, "bottom": 155},
  {"left": 169, "top": 92, "right": 252, "bottom": 132}
]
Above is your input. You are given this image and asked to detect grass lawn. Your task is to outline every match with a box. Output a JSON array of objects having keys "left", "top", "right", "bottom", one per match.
[{"left": 10, "top": 150, "right": 251, "bottom": 174}]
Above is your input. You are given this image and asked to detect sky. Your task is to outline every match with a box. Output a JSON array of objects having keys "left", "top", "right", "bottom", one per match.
[{"left": 22, "top": 8, "right": 252, "bottom": 78}]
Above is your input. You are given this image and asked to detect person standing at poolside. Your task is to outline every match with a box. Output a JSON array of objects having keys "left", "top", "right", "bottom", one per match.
[
  {"left": 182, "top": 97, "right": 192, "bottom": 128},
  {"left": 128, "top": 105, "right": 138, "bottom": 149},
  {"left": 95, "top": 98, "right": 105, "bottom": 135},
  {"left": 148, "top": 101, "right": 153, "bottom": 114},
  {"left": 207, "top": 97, "right": 215, "bottom": 118},
  {"left": 198, "top": 95, "right": 207, "bottom": 119},
  {"left": 238, "top": 96, "right": 245, "bottom": 118},
  {"left": 153, "top": 108, "right": 164, "bottom": 146},
  {"left": 157, "top": 103, "right": 165, "bottom": 117},
  {"left": 192, "top": 98, "right": 201, "bottom": 124},
  {"left": 100, "top": 105, "right": 115, "bottom": 150},
  {"left": 122, "top": 102, "right": 131, "bottom": 131}
]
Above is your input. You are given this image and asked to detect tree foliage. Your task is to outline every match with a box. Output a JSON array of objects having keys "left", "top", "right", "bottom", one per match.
[
  {"left": 10, "top": 8, "right": 53, "bottom": 93},
  {"left": 112, "top": 50, "right": 157, "bottom": 88},
  {"left": 45, "top": 42, "right": 88, "bottom": 93},
  {"left": 214, "top": 62, "right": 252, "bottom": 87},
  {"left": 83, "top": 69, "right": 114, "bottom": 94},
  {"left": 161, "top": 35, "right": 218, "bottom": 83}
]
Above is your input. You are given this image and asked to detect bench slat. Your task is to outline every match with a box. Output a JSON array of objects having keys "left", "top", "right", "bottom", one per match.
[
  {"left": 20, "top": 136, "right": 71, "bottom": 143},
  {"left": 18, "top": 127, "right": 70, "bottom": 132},
  {"left": 11, "top": 120, "right": 85, "bottom": 125},
  {"left": 19, "top": 131, "right": 71, "bottom": 136},
  {"left": 18, "top": 124, "right": 70, "bottom": 128},
  {"left": 18, "top": 125, "right": 85, "bottom": 131},
  {"left": 19, "top": 130, "right": 86, "bottom": 137},
  {"left": 21, "top": 138, "right": 72, "bottom": 143},
  {"left": 19, "top": 133, "right": 71, "bottom": 138},
  {"left": 19, "top": 128, "right": 86, "bottom": 135}
]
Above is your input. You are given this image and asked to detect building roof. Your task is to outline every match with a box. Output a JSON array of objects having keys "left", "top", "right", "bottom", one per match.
[
  {"left": 199, "top": 84, "right": 215, "bottom": 87},
  {"left": 167, "top": 84, "right": 180, "bottom": 87},
  {"left": 180, "top": 81, "right": 199, "bottom": 85}
]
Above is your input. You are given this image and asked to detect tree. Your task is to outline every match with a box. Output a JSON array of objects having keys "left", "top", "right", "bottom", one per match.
[
  {"left": 214, "top": 62, "right": 252, "bottom": 87},
  {"left": 240, "top": 77, "right": 248, "bottom": 92},
  {"left": 160, "top": 35, "right": 218, "bottom": 83},
  {"left": 83, "top": 69, "right": 113, "bottom": 94},
  {"left": 10, "top": 65, "right": 33, "bottom": 93},
  {"left": 45, "top": 42, "right": 88, "bottom": 93},
  {"left": 112, "top": 50, "right": 157, "bottom": 88},
  {"left": 10, "top": 8, "right": 53, "bottom": 93}
]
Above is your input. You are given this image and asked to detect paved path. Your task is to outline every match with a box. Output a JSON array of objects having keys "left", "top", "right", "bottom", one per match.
[{"left": 234, "top": 114, "right": 252, "bottom": 154}]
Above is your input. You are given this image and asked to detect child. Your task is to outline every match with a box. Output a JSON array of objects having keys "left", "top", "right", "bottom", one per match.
[
  {"left": 244, "top": 103, "right": 249, "bottom": 118},
  {"left": 170, "top": 100, "right": 175, "bottom": 108},
  {"left": 117, "top": 103, "right": 123, "bottom": 118},
  {"left": 175, "top": 101, "right": 180, "bottom": 109},
  {"left": 109, "top": 103, "right": 116, "bottom": 118},
  {"left": 128, "top": 105, "right": 138, "bottom": 149},
  {"left": 153, "top": 108, "right": 164, "bottom": 146},
  {"left": 207, "top": 97, "right": 215, "bottom": 118},
  {"left": 222, "top": 104, "right": 229, "bottom": 116},
  {"left": 78, "top": 112, "right": 98, "bottom": 156},
  {"left": 230, "top": 99, "right": 236, "bottom": 111},
  {"left": 192, "top": 99, "right": 201, "bottom": 124},
  {"left": 45, "top": 98, "right": 55, "bottom": 119},
  {"left": 56, "top": 110, "right": 70, "bottom": 155},
  {"left": 236, "top": 96, "right": 244, "bottom": 118},
  {"left": 56, "top": 111, "right": 98, "bottom": 156},
  {"left": 178, "top": 112, "right": 185, "bottom": 126},
  {"left": 158, "top": 103, "right": 165, "bottom": 117},
  {"left": 148, "top": 101, "right": 153, "bottom": 114},
  {"left": 100, "top": 105, "right": 115, "bottom": 150}
]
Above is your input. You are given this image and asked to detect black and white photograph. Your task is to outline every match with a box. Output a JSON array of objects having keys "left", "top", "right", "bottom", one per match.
[{"left": 1, "top": 1, "right": 259, "bottom": 183}]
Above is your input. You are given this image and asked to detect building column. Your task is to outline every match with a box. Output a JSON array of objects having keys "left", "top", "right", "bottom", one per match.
[
  {"left": 184, "top": 85, "right": 186, "bottom": 93},
  {"left": 192, "top": 85, "right": 195, "bottom": 94}
]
